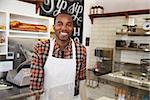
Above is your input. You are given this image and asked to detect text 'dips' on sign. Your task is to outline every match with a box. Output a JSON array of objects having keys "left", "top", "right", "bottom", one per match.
[{"left": 40, "top": 0, "right": 84, "bottom": 43}]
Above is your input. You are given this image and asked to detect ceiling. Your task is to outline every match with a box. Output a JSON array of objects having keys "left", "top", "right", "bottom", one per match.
[{"left": 18, "top": 0, "right": 43, "bottom": 4}]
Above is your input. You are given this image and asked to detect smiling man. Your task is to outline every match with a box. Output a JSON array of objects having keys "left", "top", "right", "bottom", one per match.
[{"left": 30, "top": 12, "right": 87, "bottom": 100}]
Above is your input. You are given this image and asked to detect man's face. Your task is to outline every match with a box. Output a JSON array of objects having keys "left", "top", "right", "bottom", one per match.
[{"left": 53, "top": 14, "right": 73, "bottom": 41}]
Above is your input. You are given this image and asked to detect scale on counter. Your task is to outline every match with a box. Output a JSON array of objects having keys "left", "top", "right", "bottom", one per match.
[
  {"left": 6, "top": 45, "right": 32, "bottom": 87},
  {"left": 6, "top": 68, "right": 30, "bottom": 87}
]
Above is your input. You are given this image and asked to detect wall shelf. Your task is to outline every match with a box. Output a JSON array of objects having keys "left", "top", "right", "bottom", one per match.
[
  {"left": 116, "top": 47, "right": 150, "bottom": 52},
  {"left": 0, "top": 43, "right": 6, "bottom": 46},
  {"left": 9, "top": 30, "right": 49, "bottom": 39},
  {"left": 0, "top": 29, "right": 6, "bottom": 32},
  {"left": 0, "top": 11, "right": 50, "bottom": 55},
  {"left": 115, "top": 61, "right": 141, "bottom": 66},
  {"left": 89, "top": 9, "right": 150, "bottom": 24},
  {"left": 116, "top": 32, "right": 150, "bottom": 36}
]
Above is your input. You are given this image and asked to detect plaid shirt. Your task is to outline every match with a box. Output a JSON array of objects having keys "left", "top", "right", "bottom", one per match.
[{"left": 30, "top": 39, "right": 86, "bottom": 95}]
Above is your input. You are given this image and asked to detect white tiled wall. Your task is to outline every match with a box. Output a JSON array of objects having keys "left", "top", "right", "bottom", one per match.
[{"left": 89, "top": 14, "right": 150, "bottom": 69}]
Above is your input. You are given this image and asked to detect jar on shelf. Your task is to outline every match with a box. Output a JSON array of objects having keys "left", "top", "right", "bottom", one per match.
[
  {"left": 97, "top": 5, "right": 104, "bottom": 14},
  {"left": 95, "top": 6, "right": 98, "bottom": 14},
  {"left": 90, "top": 5, "right": 104, "bottom": 14},
  {"left": 90, "top": 6, "right": 94, "bottom": 15},
  {"left": 0, "top": 34, "right": 5, "bottom": 43}
]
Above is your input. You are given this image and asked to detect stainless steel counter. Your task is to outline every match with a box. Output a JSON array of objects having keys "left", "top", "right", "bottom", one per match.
[
  {"left": 0, "top": 81, "right": 42, "bottom": 100},
  {"left": 98, "top": 71, "right": 150, "bottom": 91}
]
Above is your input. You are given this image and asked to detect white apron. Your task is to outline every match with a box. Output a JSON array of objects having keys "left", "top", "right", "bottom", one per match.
[{"left": 40, "top": 39, "right": 81, "bottom": 100}]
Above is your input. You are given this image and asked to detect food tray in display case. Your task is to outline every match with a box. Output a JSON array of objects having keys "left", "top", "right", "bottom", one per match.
[{"left": 9, "top": 13, "right": 50, "bottom": 39}]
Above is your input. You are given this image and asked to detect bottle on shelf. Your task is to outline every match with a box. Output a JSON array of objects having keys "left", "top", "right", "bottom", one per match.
[
  {"left": 114, "top": 87, "right": 119, "bottom": 97},
  {"left": 120, "top": 89, "right": 126, "bottom": 100},
  {"left": 117, "top": 88, "right": 122, "bottom": 100},
  {"left": 117, "top": 88, "right": 127, "bottom": 100},
  {"left": 90, "top": 5, "right": 104, "bottom": 15}
]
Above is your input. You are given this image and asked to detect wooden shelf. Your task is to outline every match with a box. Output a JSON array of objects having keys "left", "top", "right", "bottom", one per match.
[
  {"left": 0, "top": 11, "right": 51, "bottom": 55},
  {"left": 116, "top": 32, "right": 150, "bottom": 36},
  {"left": 9, "top": 30, "right": 49, "bottom": 39},
  {"left": 0, "top": 52, "right": 7, "bottom": 55},
  {"left": 10, "top": 30, "right": 48, "bottom": 34},
  {"left": 89, "top": 9, "right": 150, "bottom": 24},
  {"left": 0, "top": 43, "right": 6, "bottom": 46},
  {"left": 116, "top": 47, "right": 150, "bottom": 52},
  {"left": 0, "top": 29, "right": 6, "bottom": 32},
  {"left": 115, "top": 61, "right": 141, "bottom": 66}
]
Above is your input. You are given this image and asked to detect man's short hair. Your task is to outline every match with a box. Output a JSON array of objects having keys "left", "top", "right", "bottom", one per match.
[{"left": 54, "top": 11, "right": 72, "bottom": 24}]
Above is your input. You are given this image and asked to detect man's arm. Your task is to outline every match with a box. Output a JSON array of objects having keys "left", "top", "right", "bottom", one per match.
[
  {"left": 79, "top": 46, "right": 87, "bottom": 100},
  {"left": 30, "top": 41, "right": 44, "bottom": 99},
  {"left": 79, "top": 46, "right": 87, "bottom": 80}
]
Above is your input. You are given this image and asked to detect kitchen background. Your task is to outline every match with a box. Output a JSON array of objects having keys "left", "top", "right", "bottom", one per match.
[{"left": 89, "top": 14, "right": 150, "bottom": 70}]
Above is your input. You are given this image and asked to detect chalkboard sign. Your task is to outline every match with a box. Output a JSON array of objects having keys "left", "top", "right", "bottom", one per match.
[{"left": 40, "top": 0, "right": 84, "bottom": 43}]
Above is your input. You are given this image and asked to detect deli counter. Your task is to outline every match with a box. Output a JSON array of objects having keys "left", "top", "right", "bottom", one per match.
[
  {"left": 97, "top": 70, "right": 150, "bottom": 100},
  {"left": 0, "top": 80, "right": 41, "bottom": 100},
  {"left": 0, "top": 80, "right": 42, "bottom": 100}
]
